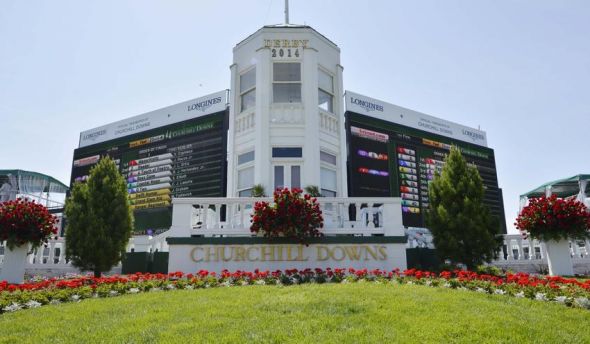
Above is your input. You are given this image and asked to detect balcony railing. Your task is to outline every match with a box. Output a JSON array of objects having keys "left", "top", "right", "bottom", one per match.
[{"left": 167, "top": 197, "right": 405, "bottom": 238}]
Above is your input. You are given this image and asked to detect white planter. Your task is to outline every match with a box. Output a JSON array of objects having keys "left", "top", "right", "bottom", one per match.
[
  {"left": 544, "top": 239, "right": 574, "bottom": 276},
  {"left": 0, "top": 244, "right": 29, "bottom": 284}
]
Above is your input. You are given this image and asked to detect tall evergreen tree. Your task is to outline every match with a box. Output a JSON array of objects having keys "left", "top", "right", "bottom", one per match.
[
  {"left": 65, "top": 157, "right": 133, "bottom": 277},
  {"left": 427, "top": 146, "right": 502, "bottom": 269}
]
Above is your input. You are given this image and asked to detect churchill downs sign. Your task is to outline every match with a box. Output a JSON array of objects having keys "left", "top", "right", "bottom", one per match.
[
  {"left": 190, "top": 245, "right": 388, "bottom": 263},
  {"left": 167, "top": 237, "right": 408, "bottom": 273}
]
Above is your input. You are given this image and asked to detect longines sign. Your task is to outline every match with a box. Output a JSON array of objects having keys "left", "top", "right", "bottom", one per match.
[
  {"left": 345, "top": 91, "right": 488, "bottom": 147},
  {"left": 79, "top": 90, "right": 227, "bottom": 148}
]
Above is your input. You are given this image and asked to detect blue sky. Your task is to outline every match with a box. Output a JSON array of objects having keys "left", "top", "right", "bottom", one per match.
[{"left": 1, "top": 1, "right": 589, "bottom": 232}]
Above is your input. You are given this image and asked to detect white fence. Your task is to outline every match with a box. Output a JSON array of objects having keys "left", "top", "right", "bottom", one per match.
[
  {"left": 0, "top": 197, "right": 405, "bottom": 276},
  {"left": 493, "top": 234, "right": 590, "bottom": 274},
  {"left": 167, "top": 197, "right": 404, "bottom": 238}
]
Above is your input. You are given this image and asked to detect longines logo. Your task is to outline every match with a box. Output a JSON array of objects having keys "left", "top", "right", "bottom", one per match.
[
  {"left": 187, "top": 97, "right": 222, "bottom": 112},
  {"left": 350, "top": 97, "right": 384, "bottom": 113},
  {"left": 462, "top": 129, "right": 485, "bottom": 142},
  {"left": 82, "top": 129, "right": 106, "bottom": 142}
]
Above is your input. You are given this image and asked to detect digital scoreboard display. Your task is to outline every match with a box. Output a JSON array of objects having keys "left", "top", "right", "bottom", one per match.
[
  {"left": 346, "top": 111, "right": 506, "bottom": 232},
  {"left": 71, "top": 110, "right": 228, "bottom": 234}
]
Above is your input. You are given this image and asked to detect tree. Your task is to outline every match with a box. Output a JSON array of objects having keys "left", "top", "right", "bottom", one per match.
[
  {"left": 426, "top": 146, "right": 502, "bottom": 270},
  {"left": 65, "top": 157, "right": 133, "bottom": 277}
]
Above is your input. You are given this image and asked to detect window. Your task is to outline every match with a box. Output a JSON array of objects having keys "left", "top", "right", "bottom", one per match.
[
  {"left": 238, "top": 151, "right": 255, "bottom": 165},
  {"left": 320, "top": 151, "right": 337, "bottom": 165},
  {"left": 318, "top": 69, "right": 334, "bottom": 112},
  {"left": 273, "top": 63, "right": 301, "bottom": 103},
  {"left": 272, "top": 147, "right": 302, "bottom": 158},
  {"left": 238, "top": 167, "right": 254, "bottom": 190},
  {"left": 321, "top": 168, "right": 337, "bottom": 197},
  {"left": 237, "top": 149, "right": 255, "bottom": 196},
  {"left": 274, "top": 165, "right": 301, "bottom": 190},
  {"left": 291, "top": 166, "right": 301, "bottom": 189},
  {"left": 320, "top": 150, "right": 337, "bottom": 197},
  {"left": 274, "top": 166, "right": 285, "bottom": 190},
  {"left": 240, "top": 68, "right": 256, "bottom": 112}
]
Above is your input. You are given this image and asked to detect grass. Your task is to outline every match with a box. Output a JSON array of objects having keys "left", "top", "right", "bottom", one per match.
[{"left": 1, "top": 283, "right": 589, "bottom": 343}]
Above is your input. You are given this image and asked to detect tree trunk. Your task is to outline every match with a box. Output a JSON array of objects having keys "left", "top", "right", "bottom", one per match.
[{"left": 94, "top": 269, "right": 102, "bottom": 278}]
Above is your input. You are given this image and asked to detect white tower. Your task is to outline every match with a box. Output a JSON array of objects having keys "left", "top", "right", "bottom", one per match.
[{"left": 227, "top": 24, "right": 347, "bottom": 197}]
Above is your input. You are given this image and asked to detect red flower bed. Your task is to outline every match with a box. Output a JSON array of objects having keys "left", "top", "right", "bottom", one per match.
[
  {"left": 250, "top": 188, "right": 324, "bottom": 243},
  {"left": 0, "top": 198, "right": 58, "bottom": 249},
  {"left": 515, "top": 195, "right": 590, "bottom": 241}
]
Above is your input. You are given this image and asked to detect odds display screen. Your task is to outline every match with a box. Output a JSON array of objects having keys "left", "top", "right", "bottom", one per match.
[
  {"left": 70, "top": 111, "right": 228, "bottom": 234},
  {"left": 346, "top": 111, "right": 506, "bottom": 232}
]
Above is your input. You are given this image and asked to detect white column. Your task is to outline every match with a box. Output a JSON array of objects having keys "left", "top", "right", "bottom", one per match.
[
  {"left": 302, "top": 46, "right": 320, "bottom": 188},
  {"left": 337, "top": 64, "right": 348, "bottom": 197},
  {"left": 48, "top": 241, "right": 56, "bottom": 265},
  {"left": 545, "top": 239, "right": 574, "bottom": 276},
  {"left": 0, "top": 244, "right": 29, "bottom": 284},
  {"left": 227, "top": 63, "right": 238, "bottom": 196},
  {"left": 516, "top": 238, "right": 524, "bottom": 260},
  {"left": 528, "top": 239, "right": 535, "bottom": 260},
  {"left": 254, "top": 47, "right": 271, "bottom": 191}
]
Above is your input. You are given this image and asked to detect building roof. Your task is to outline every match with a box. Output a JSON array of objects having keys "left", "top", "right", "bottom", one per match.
[
  {"left": 520, "top": 174, "right": 590, "bottom": 198},
  {"left": 0, "top": 169, "right": 69, "bottom": 194},
  {"left": 235, "top": 24, "right": 339, "bottom": 49}
]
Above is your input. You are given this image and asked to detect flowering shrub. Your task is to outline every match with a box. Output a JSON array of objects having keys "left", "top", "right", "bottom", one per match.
[
  {"left": 0, "top": 199, "right": 58, "bottom": 250},
  {"left": 250, "top": 188, "right": 323, "bottom": 243},
  {"left": 515, "top": 195, "right": 590, "bottom": 241},
  {"left": 1, "top": 268, "right": 589, "bottom": 314}
]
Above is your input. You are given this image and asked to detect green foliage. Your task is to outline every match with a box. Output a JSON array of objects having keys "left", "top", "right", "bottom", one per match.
[
  {"left": 251, "top": 184, "right": 266, "bottom": 197},
  {"left": 427, "top": 146, "right": 502, "bottom": 269},
  {"left": 65, "top": 157, "right": 133, "bottom": 277},
  {"left": 1, "top": 284, "right": 590, "bottom": 343},
  {"left": 475, "top": 265, "right": 504, "bottom": 277},
  {"left": 304, "top": 185, "right": 322, "bottom": 197}
]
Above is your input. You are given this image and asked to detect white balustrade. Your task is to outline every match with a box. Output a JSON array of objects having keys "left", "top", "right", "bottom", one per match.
[{"left": 169, "top": 197, "right": 405, "bottom": 238}]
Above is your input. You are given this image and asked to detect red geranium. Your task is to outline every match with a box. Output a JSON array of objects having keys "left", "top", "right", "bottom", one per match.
[
  {"left": 0, "top": 198, "right": 58, "bottom": 250},
  {"left": 250, "top": 188, "right": 324, "bottom": 244},
  {"left": 515, "top": 195, "right": 590, "bottom": 241}
]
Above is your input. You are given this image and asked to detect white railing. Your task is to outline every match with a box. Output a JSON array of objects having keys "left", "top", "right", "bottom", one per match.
[
  {"left": 0, "top": 197, "right": 405, "bottom": 273},
  {"left": 495, "top": 234, "right": 590, "bottom": 261},
  {"left": 491, "top": 234, "right": 590, "bottom": 274},
  {"left": 0, "top": 236, "right": 167, "bottom": 274},
  {"left": 168, "top": 197, "right": 405, "bottom": 238}
]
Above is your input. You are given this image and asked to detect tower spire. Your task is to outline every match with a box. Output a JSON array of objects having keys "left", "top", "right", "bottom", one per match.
[{"left": 284, "top": 0, "right": 289, "bottom": 24}]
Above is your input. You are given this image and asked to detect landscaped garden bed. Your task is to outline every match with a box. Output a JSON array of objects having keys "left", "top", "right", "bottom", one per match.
[{"left": 2, "top": 268, "right": 589, "bottom": 314}]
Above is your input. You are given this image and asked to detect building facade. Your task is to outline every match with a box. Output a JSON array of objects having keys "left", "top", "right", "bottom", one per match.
[{"left": 71, "top": 24, "right": 505, "bottom": 234}]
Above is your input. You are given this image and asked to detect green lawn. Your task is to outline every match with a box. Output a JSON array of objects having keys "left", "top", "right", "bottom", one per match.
[{"left": 1, "top": 283, "right": 589, "bottom": 343}]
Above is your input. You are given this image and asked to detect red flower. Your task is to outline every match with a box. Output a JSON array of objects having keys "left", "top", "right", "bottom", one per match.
[
  {"left": 0, "top": 198, "right": 58, "bottom": 249},
  {"left": 250, "top": 187, "right": 324, "bottom": 244},
  {"left": 515, "top": 195, "right": 590, "bottom": 241}
]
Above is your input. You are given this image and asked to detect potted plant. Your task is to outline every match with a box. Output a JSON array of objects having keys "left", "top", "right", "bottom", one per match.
[
  {"left": 251, "top": 184, "right": 267, "bottom": 198},
  {"left": 515, "top": 195, "right": 590, "bottom": 276},
  {"left": 0, "top": 199, "right": 57, "bottom": 283},
  {"left": 250, "top": 188, "right": 324, "bottom": 244}
]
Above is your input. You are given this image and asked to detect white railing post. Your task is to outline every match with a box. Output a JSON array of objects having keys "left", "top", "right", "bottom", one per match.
[
  {"left": 169, "top": 200, "right": 194, "bottom": 237},
  {"left": 48, "top": 241, "right": 56, "bottom": 265},
  {"left": 516, "top": 238, "right": 524, "bottom": 260},
  {"left": 382, "top": 200, "right": 404, "bottom": 236}
]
